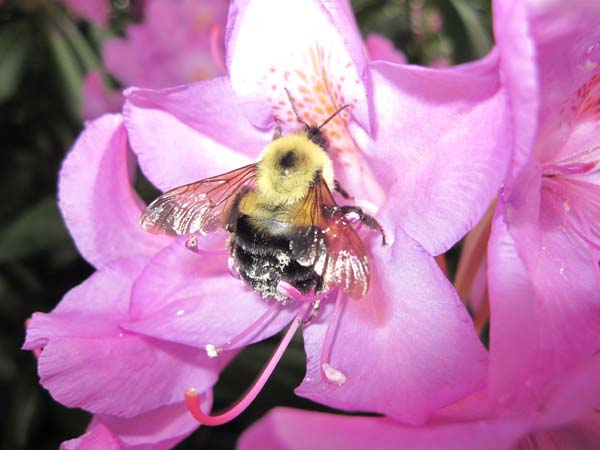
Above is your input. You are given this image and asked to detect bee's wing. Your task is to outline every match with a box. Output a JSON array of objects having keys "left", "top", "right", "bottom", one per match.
[
  {"left": 291, "top": 179, "right": 370, "bottom": 299},
  {"left": 140, "top": 164, "right": 257, "bottom": 236}
]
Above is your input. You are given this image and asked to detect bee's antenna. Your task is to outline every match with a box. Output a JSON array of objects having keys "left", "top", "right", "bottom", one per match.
[
  {"left": 318, "top": 104, "right": 351, "bottom": 130},
  {"left": 284, "top": 87, "right": 309, "bottom": 128}
]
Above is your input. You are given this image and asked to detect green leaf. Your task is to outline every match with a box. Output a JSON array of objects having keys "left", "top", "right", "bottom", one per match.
[
  {"left": 0, "top": 23, "right": 32, "bottom": 102},
  {"left": 449, "top": 0, "right": 492, "bottom": 58},
  {"left": 0, "top": 197, "right": 70, "bottom": 262},
  {"left": 61, "top": 19, "right": 101, "bottom": 73},
  {"left": 47, "top": 25, "right": 83, "bottom": 121}
]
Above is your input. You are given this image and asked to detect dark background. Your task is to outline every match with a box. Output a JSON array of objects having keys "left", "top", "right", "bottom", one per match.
[{"left": 0, "top": 0, "right": 492, "bottom": 448}]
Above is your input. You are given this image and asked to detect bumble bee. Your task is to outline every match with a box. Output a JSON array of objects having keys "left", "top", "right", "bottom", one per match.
[{"left": 140, "top": 97, "right": 386, "bottom": 300}]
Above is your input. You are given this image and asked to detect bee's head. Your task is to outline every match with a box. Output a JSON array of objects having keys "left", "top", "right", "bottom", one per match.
[
  {"left": 304, "top": 125, "right": 329, "bottom": 150},
  {"left": 282, "top": 87, "right": 350, "bottom": 150},
  {"left": 257, "top": 134, "right": 334, "bottom": 205}
]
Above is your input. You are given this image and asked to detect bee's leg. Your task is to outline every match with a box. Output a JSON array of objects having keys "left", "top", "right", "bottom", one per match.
[
  {"left": 333, "top": 179, "right": 352, "bottom": 199},
  {"left": 339, "top": 205, "right": 387, "bottom": 246},
  {"left": 225, "top": 236, "right": 241, "bottom": 279}
]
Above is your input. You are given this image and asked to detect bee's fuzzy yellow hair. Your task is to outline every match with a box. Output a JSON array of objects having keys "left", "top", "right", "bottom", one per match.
[{"left": 256, "top": 133, "right": 334, "bottom": 205}]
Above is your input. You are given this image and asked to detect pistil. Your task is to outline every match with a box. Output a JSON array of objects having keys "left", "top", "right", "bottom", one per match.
[{"left": 185, "top": 302, "right": 311, "bottom": 426}]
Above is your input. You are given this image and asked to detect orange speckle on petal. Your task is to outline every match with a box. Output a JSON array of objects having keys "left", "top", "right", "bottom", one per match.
[{"left": 296, "top": 71, "right": 308, "bottom": 82}]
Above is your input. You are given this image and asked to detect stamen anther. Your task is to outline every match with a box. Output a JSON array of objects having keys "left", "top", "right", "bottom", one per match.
[
  {"left": 321, "top": 362, "right": 347, "bottom": 385},
  {"left": 204, "top": 344, "right": 221, "bottom": 358},
  {"left": 320, "top": 289, "right": 346, "bottom": 384},
  {"left": 185, "top": 235, "right": 229, "bottom": 257}
]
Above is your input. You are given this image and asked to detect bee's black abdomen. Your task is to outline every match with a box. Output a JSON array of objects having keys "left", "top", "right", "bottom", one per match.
[
  {"left": 234, "top": 215, "right": 290, "bottom": 255},
  {"left": 232, "top": 215, "right": 322, "bottom": 300}
]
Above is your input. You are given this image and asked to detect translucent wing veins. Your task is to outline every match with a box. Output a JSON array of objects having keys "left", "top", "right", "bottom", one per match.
[{"left": 140, "top": 164, "right": 257, "bottom": 236}]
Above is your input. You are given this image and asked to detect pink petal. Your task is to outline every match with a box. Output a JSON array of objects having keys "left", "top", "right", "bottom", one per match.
[
  {"left": 491, "top": 0, "right": 539, "bottom": 185},
  {"left": 58, "top": 114, "right": 167, "bottom": 268},
  {"left": 539, "top": 412, "right": 600, "bottom": 450},
  {"left": 365, "top": 33, "right": 407, "bottom": 64},
  {"left": 103, "top": 0, "right": 227, "bottom": 89},
  {"left": 81, "top": 71, "right": 124, "bottom": 120},
  {"left": 296, "top": 228, "right": 488, "bottom": 424},
  {"left": 488, "top": 204, "right": 600, "bottom": 411},
  {"left": 509, "top": 0, "right": 600, "bottom": 164},
  {"left": 62, "top": 399, "right": 211, "bottom": 450},
  {"left": 238, "top": 407, "right": 527, "bottom": 450},
  {"left": 487, "top": 207, "right": 540, "bottom": 408},
  {"left": 226, "top": 0, "right": 370, "bottom": 130},
  {"left": 89, "top": 400, "right": 210, "bottom": 450},
  {"left": 508, "top": 359, "right": 600, "bottom": 449},
  {"left": 24, "top": 258, "right": 228, "bottom": 418},
  {"left": 103, "top": 35, "right": 148, "bottom": 87},
  {"left": 123, "top": 77, "right": 271, "bottom": 192},
  {"left": 239, "top": 360, "right": 600, "bottom": 450},
  {"left": 23, "top": 257, "right": 147, "bottom": 349},
  {"left": 368, "top": 53, "right": 511, "bottom": 255},
  {"left": 61, "top": 423, "right": 126, "bottom": 450},
  {"left": 500, "top": 163, "right": 543, "bottom": 270},
  {"left": 540, "top": 358, "right": 600, "bottom": 428},
  {"left": 123, "top": 239, "right": 299, "bottom": 349}
]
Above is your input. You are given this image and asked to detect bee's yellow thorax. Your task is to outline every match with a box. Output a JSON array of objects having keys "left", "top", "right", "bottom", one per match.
[{"left": 237, "top": 189, "right": 318, "bottom": 229}]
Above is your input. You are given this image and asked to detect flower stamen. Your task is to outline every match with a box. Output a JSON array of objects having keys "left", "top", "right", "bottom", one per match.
[
  {"left": 185, "top": 235, "right": 229, "bottom": 256},
  {"left": 185, "top": 302, "right": 311, "bottom": 426},
  {"left": 320, "top": 288, "right": 347, "bottom": 385},
  {"left": 202, "top": 302, "right": 282, "bottom": 359}
]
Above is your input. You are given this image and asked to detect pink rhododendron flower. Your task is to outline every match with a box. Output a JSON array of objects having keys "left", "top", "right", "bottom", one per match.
[
  {"left": 23, "top": 115, "right": 232, "bottom": 448},
  {"left": 488, "top": 0, "right": 600, "bottom": 411},
  {"left": 238, "top": 0, "right": 600, "bottom": 447},
  {"left": 365, "top": 33, "right": 407, "bottom": 65},
  {"left": 82, "top": 0, "right": 228, "bottom": 119},
  {"left": 82, "top": 71, "right": 124, "bottom": 119},
  {"left": 27, "top": 0, "right": 514, "bottom": 446},
  {"left": 104, "top": 0, "right": 227, "bottom": 88},
  {"left": 244, "top": 1, "right": 600, "bottom": 449},
  {"left": 122, "top": 0, "right": 509, "bottom": 425},
  {"left": 62, "top": 0, "right": 110, "bottom": 26}
]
